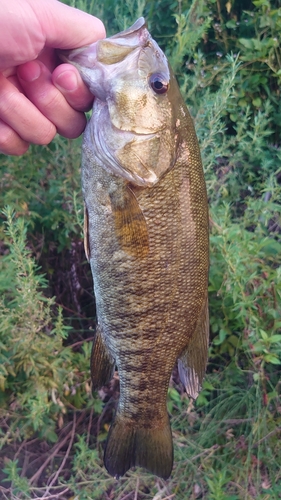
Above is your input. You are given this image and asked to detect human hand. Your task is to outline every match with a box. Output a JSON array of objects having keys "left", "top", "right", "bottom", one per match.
[{"left": 0, "top": 0, "right": 105, "bottom": 155}]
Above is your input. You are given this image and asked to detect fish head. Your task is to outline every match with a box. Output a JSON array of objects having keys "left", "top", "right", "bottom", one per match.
[{"left": 62, "top": 18, "right": 182, "bottom": 186}]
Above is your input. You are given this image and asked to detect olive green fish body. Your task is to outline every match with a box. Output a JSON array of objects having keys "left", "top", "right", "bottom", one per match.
[{"left": 65, "top": 18, "right": 209, "bottom": 479}]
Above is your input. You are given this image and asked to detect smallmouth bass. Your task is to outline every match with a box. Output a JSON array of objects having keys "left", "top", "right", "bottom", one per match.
[{"left": 63, "top": 18, "right": 209, "bottom": 479}]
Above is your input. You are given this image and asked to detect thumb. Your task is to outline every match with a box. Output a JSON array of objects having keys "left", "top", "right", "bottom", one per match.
[{"left": 38, "top": 0, "right": 106, "bottom": 49}]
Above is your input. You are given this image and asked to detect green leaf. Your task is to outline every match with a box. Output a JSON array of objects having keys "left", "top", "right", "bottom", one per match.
[
  {"left": 252, "top": 97, "right": 262, "bottom": 107},
  {"left": 259, "top": 15, "right": 271, "bottom": 28},
  {"left": 264, "top": 354, "right": 281, "bottom": 364},
  {"left": 226, "top": 20, "right": 237, "bottom": 29},
  {"left": 238, "top": 98, "right": 248, "bottom": 107},
  {"left": 261, "top": 240, "right": 281, "bottom": 256},
  {"left": 213, "top": 329, "right": 227, "bottom": 345},
  {"left": 260, "top": 329, "right": 268, "bottom": 341},
  {"left": 239, "top": 38, "right": 255, "bottom": 50},
  {"left": 268, "top": 335, "right": 281, "bottom": 344},
  {"left": 203, "top": 381, "right": 215, "bottom": 391},
  {"left": 252, "top": 0, "right": 270, "bottom": 6}
]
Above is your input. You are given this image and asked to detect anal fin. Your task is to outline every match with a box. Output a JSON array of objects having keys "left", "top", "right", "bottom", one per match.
[
  {"left": 178, "top": 295, "right": 209, "bottom": 399},
  {"left": 91, "top": 325, "right": 115, "bottom": 391},
  {"left": 109, "top": 184, "right": 149, "bottom": 259}
]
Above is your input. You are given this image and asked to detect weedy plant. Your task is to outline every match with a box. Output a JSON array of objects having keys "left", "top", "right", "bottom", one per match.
[{"left": 0, "top": 0, "right": 280, "bottom": 499}]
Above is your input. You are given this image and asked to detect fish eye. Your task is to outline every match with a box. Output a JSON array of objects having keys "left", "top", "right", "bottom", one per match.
[{"left": 149, "top": 74, "right": 169, "bottom": 95}]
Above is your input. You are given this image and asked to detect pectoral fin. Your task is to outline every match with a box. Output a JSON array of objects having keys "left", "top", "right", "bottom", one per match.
[
  {"left": 83, "top": 204, "right": 90, "bottom": 262},
  {"left": 109, "top": 185, "right": 149, "bottom": 259},
  {"left": 91, "top": 325, "right": 115, "bottom": 391},
  {"left": 178, "top": 295, "right": 209, "bottom": 399}
]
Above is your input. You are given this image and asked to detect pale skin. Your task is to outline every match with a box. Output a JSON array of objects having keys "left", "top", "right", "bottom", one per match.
[{"left": 0, "top": 0, "right": 106, "bottom": 156}]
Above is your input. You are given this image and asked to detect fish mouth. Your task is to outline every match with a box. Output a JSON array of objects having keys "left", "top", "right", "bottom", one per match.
[{"left": 58, "top": 45, "right": 97, "bottom": 68}]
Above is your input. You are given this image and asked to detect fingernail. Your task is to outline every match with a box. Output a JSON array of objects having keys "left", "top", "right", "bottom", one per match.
[
  {"left": 55, "top": 70, "right": 79, "bottom": 92},
  {"left": 17, "top": 61, "right": 41, "bottom": 82}
]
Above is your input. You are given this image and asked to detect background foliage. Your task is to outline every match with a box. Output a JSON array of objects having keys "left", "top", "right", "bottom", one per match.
[{"left": 0, "top": 0, "right": 280, "bottom": 498}]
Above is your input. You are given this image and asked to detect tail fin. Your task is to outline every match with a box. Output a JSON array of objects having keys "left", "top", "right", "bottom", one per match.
[{"left": 104, "top": 413, "right": 173, "bottom": 479}]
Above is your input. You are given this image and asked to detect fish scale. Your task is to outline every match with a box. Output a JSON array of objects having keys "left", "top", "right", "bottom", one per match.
[{"left": 62, "top": 17, "right": 209, "bottom": 479}]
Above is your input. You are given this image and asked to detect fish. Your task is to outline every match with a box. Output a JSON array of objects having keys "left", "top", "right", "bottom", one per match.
[{"left": 62, "top": 17, "right": 209, "bottom": 479}]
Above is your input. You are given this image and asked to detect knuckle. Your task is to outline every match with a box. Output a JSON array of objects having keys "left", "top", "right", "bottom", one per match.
[
  {"left": 39, "top": 90, "right": 63, "bottom": 115},
  {"left": 0, "top": 88, "right": 20, "bottom": 116},
  {"left": 35, "top": 122, "right": 57, "bottom": 145},
  {"left": 58, "top": 112, "right": 86, "bottom": 139},
  {"left": 0, "top": 79, "right": 57, "bottom": 148},
  {"left": 0, "top": 125, "right": 15, "bottom": 148},
  {"left": 0, "top": 127, "right": 29, "bottom": 156},
  {"left": 64, "top": 84, "right": 93, "bottom": 111},
  {"left": 13, "top": 143, "right": 30, "bottom": 156}
]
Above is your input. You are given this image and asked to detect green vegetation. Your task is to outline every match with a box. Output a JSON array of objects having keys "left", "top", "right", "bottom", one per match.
[{"left": 0, "top": 0, "right": 280, "bottom": 498}]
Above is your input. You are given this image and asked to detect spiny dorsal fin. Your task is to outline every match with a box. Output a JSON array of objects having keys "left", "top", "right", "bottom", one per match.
[
  {"left": 178, "top": 295, "right": 209, "bottom": 399},
  {"left": 83, "top": 204, "right": 90, "bottom": 262},
  {"left": 109, "top": 184, "right": 149, "bottom": 259}
]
